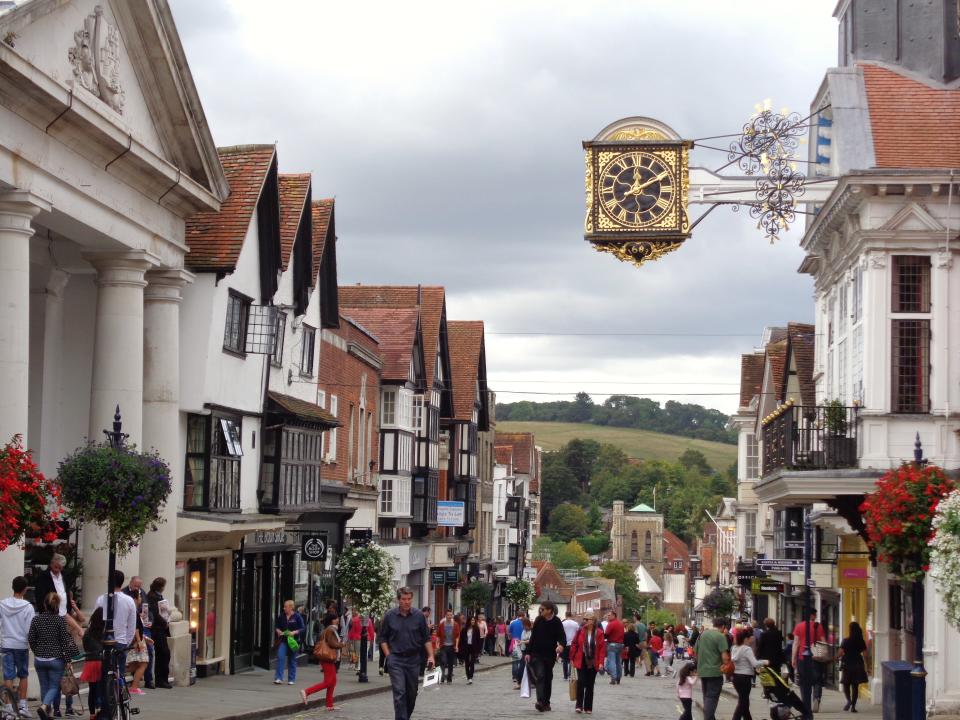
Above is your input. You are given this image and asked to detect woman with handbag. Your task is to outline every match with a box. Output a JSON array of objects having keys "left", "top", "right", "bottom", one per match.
[
  {"left": 730, "top": 628, "right": 768, "bottom": 720},
  {"left": 569, "top": 610, "right": 606, "bottom": 715},
  {"left": 300, "top": 613, "right": 343, "bottom": 710},
  {"left": 274, "top": 600, "right": 305, "bottom": 685},
  {"left": 126, "top": 591, "right": 151, "bottom": 695},
  {"left": 838, "top": 621, "right": 869, "bottom": 713},
  {"left": 27, "top": 593, "right": 79, "bottom": 720}
]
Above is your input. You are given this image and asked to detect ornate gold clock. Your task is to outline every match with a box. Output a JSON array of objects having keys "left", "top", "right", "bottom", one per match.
[{"left": 584, "top": 117, "right": 691, "bottom": 267}]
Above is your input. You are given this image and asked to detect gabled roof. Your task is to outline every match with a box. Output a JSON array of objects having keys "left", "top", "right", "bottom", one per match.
[
  {"left": 186, "top": 145, "right": 276, "bottom": 271},
  {"left": 739, "top": 353, "right": 765, "bottom": 409},
  {"left": 338, "top": 286, "right": 447, "bottom": 390},
  {"left": 663, "top": 529, "right": 690, "bottom": 562},
  {"left": 861, "top": 62, "right": 960, "bottom": 169},
  {"left": 311, "top": 199, "right": 334, "bottom": 286},
  {"left": 447, "top": 321, "right": 485, "bottom": 423},
  {"left": 278, "top": 174, "right": 311, "bottom": 271},
  {"left": 341, "top": 306, "right": 421, "bottom": 384},
  {"left": 786, "top": 322, "right": 816, "bottom": 407},
  {"left": 495, "top": 432, "right": 534, "bottom": 474},
  {"left": 495, "top": 445, "right": 513, "bottom": 466}
]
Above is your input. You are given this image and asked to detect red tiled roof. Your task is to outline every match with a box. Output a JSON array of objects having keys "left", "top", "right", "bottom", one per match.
[
  {"left": 787, "top": 322, "right": 816, "bottom": 407},
  {"left": 766, "top": 339, "right": 788, "bottom": 404},
  {"left": 341, "top": 306, "right": 419, "bottom": 383},
  {"left": 494, "top": 445, "right": 513, "bottom": 466},
  {"left": 495, "top": 432, "right": 534, "bottom": 474},
  {"left": 278, "top": 174, "right": 311, "bottom": 271},
  {"left": 311, "top": 199, "right": 334, "bottom": 285},
  {"left": 739, "top": 353, "right": 764, "bottom": 409},
  {"left": 186, "top": 145, "right": 276, "bottom": 271},
  {"left": 338, "top": 286, "right": 446, "bottom": 390},
  {"left": 447, "top": 321, "right": 484, "bottom": 422},
  {"left": 663, "top": 529, "right": 690, "bottom": 561},
  {"left": 861, "top": 63, "right": 960, "bottom": 169}
]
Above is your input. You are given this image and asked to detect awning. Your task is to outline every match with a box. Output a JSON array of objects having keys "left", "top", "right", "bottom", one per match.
[
  {"left": 176, "top": 511, "right": 286, "bottom": 548},
  {"left": 267, "top": 391, "right": 339, "bottom": 429}
]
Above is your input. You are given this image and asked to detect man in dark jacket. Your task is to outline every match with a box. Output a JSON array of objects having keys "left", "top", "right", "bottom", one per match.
[
  {"left": 756, "top": 617, "right": 785, "bottom": 674},
  {"left": 523, "top": 600, "right": 567, "bottom": 712}
]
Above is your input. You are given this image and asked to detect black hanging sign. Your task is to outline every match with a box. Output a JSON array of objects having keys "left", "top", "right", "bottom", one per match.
[{"left": 301, "top": 533, "right": 328, "bottom": 561}]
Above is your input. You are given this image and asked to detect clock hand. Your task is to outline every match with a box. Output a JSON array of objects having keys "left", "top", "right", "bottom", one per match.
[{"left": 633, "top": 170, "right": 670, "bottom": 193}]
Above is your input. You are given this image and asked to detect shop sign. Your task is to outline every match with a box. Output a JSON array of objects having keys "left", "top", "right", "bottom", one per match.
[
  {"left": 437, "top": 501, "right": 465, "bottom": 527},
  {"left": 431, "top": 570, "right": 446, "bottom": 587},
  {"left": 301, "top": 533, "right": 328, "bottom": 561},
  {"left": 837, "top": 554, "right": 869, "bottom": 590},
  {"left": 751, "top": 579, "right": 785, "bottom": 594},
  {"left": 445, "top": 568, "right": 459, "bottom": 584},
  {"left": 244, "top": 529, "right": 292, "bottom": 549}
]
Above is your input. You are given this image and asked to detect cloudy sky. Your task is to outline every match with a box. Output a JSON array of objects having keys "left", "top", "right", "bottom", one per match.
[{"left": 168, "top": 0, "right": 838, "bottom": 415}]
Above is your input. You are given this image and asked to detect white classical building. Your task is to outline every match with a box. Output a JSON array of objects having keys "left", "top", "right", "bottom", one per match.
[
  {"left": 752, "top": 1, "right": 960, "bottom": 712},
  {"left": 0, "top": 0, "right": 228, "bottom": 607}
]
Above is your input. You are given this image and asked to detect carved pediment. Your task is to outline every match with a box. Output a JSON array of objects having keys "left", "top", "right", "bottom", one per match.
[
  {"left": 67, "top": 5, "right": 125, "bottom": 114},
  {"left": 880, "top": 202, "right": 945, "bottom": 233}
]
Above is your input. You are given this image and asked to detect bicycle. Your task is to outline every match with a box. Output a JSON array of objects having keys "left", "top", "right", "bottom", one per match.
[{"left": 102, "top": 645, "right": 139, "bottom": 720}]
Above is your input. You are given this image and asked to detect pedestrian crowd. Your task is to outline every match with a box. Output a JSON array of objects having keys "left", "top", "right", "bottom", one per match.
[{"left": 0, "top": 557, "right": 173, "bottom": 720}]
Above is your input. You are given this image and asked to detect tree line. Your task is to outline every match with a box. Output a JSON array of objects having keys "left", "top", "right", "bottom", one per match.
[{"left": 496, "top": 393, "right": 736, "bottom": 444}]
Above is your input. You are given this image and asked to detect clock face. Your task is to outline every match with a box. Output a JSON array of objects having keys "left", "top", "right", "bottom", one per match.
[{"left": 598, "top": 151, "right": 676, "bottom": 228}]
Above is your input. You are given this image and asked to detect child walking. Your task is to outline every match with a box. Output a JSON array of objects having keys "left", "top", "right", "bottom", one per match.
[
  {"left": 661, "top": 631, "right": 676, "bottom": 677},
  {"left": 676, "top": 661, "right": 697, "bottom": 720}
]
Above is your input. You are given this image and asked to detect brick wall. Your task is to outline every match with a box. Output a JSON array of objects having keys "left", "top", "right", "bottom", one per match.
[{"left": 318, "top": 317, "right": 382, "bottom": 487}]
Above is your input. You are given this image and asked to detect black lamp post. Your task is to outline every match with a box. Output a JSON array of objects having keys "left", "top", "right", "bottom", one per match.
[
  {"left": 101, "top": 405, "right": 126, "bottom": 709},
  {"left": 911, "top": 434, "right": 927, "bottom": 720},
  {"left": 800, "top": 513, "right": 814, "bottom": 720}
]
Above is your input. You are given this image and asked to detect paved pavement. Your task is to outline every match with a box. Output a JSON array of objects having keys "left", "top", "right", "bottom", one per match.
[
  {"left": 700, "top": 678, "right": 882, "bottom": 720},
  {"left": 65, "top": 657, "right": 881, "bottom": 720}
]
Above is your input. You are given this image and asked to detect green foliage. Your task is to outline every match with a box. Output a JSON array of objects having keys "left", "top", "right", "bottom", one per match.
[
  {"left": 335, "top": 544, "right": 396, "bottom": 616},
  {"left": 548, "top": 502, "right": 588, "bottom": 541},
  {"left": 532, "top": 535, "right": 560, "bottom": 561},
  {"left": 645, "top": 608, "right": 678, "bottom": 626},
  {"left": 552, "top": 540, "right": 589, "bottom": 570},
  {"left": 504, "top": 579, "right": 537, "bottom": 611},
  {"left": 678, "top": 449, "right": 713, "bottom": 475},
  {"left": 576, "top": 533, "right": 610, "bottom": 556},
  {"left": 587, "top": 501, "right": 603, "bottom": 533},
  {"left": 460, "top": 580, "right": 493, "bottom": 612},
  {"left": 540, "top": 454, "right": 581, "bottom": 529},
  {"left": 600, "top": 561, "right": 642, "bottom": 615},
  {"left": 561, "top": 439, "right": 601, "bottom": 489},
  {"left": 824, "top": 398, "right": 847, "bottom": 434},
  {"left": 496, "top": 395, "right": 736, "bottom": 444},
  {"left": 58, "top": 442, "right": 171, "bottom": 553}
]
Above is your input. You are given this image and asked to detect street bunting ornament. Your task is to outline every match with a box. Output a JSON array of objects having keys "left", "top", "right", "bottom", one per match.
[{"left": 584, "top": 104, "right": 836, "bottom": 268}]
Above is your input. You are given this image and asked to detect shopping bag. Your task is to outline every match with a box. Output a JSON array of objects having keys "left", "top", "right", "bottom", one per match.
[
  {"left": 568, "top": 667, "right": 577, "bottom": 701},
  {"left": 423, "top": 668, "right": 441, "bottom": 689},
  {"left": 520, "top": 666, "right": 531, "bottom": 698}
]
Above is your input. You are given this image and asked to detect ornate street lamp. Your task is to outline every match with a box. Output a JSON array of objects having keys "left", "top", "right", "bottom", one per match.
[{"left": 911, "top": 434, "right": 928, "bottom": 720}]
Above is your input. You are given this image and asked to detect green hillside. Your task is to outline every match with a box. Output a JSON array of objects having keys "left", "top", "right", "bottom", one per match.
[{"left": 496, "top": 421, "right": 737, "bottom": 470}]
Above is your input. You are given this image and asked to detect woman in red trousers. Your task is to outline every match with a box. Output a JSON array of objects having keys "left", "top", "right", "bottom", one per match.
[{"left": 301, "top": 614, "right": 343, "bottom": 711}]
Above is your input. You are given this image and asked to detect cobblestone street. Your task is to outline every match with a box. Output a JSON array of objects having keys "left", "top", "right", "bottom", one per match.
[{"left": 286, "top": 664, "right": 685, "bottom": 720}]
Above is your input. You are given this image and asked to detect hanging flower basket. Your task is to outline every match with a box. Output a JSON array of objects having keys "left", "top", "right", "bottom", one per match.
[
  {"left": 57, "top": 442, "right": 172, "bottom": 554},
  {"left": 0, "top": 436, "right": 64, "bottom": 550},
  {"left": 931, "top": 488, "right": 960, "bottom": 631},
  {"left": 702, "top": 586, "right": 738, "bottom": 618},
  {"left": 859, "top": 463, "right": 955, "bottom": 583},
  {"left": 335, "top": 543, "right": 396, "bottom": 617}
]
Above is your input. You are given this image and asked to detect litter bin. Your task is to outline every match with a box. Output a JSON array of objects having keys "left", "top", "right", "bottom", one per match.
[{"left": 882, "top": 660, "right": 912, "bottom": 720}]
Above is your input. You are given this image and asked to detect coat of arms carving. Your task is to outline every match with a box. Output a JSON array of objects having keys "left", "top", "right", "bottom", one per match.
[{"left": 67, "top": 5, "right": 125, "bottom": 114}]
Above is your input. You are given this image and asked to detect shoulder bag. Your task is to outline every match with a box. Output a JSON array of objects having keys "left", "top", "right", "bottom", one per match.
[
  {"left": 313, "top": 634, "right": 338, "bottom": 663},
  {"left": 60, "top": 661, "right": 80, "bottom": 697}
]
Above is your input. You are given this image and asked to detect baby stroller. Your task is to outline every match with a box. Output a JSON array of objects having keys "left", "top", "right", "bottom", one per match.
[{"left": 757, "top": 665, "right": 806, "bottom": 719}]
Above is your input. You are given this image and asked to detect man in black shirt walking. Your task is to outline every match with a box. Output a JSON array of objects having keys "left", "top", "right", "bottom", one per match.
[
  {"left": 523, "top": 600, "right": 567, "bottom": 712},
  {"left": 380, "top": 587, "right": 435, "bottom": 720}
]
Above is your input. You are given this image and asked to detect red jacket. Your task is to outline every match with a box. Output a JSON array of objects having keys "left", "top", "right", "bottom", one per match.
[
  {"left": 604, "top": 618, "right": 625, "bottom": 644},
  {"left": 569, "top": 626, "right": 606, "bottom": 672},
  {"left": 348, "top": 615, "right": 375, "bottom": 642}
]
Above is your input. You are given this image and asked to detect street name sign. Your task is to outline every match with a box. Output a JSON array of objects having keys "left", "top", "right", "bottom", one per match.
[{"left": 756, "top": 558, "right": 804, "bottom": 573}]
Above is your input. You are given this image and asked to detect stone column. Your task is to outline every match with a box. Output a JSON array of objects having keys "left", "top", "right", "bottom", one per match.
[
  {"left": 139, "top": 268, "right": 193, "bottom": 590},
  {"left": 0, "top": 191, "right": 51, "bottom": 594},
  {"left": 82, "top": 250, "right": 159, "bottom": 607},
  {"left": 28, "top": 268, "right": 70, "bottom": 477}
]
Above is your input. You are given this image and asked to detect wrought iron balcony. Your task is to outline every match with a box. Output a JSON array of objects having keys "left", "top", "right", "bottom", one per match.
[{"left": 762, "top": 402, "right": 859, "bottom": 475}]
